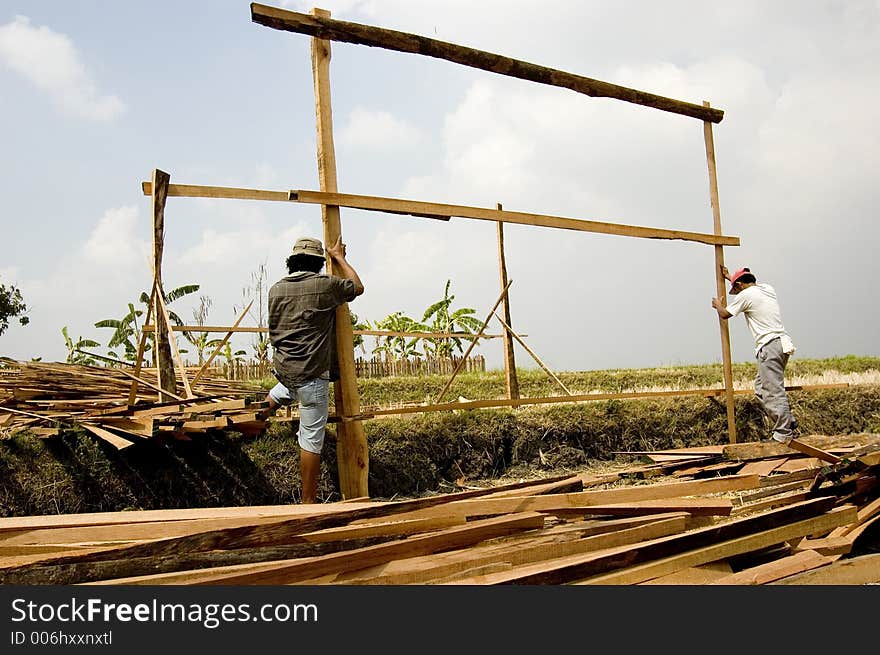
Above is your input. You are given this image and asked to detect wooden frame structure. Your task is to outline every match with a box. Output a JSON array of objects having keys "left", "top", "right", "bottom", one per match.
[{"left": 139, "top": 3, "right": 757, "bottom": 500}]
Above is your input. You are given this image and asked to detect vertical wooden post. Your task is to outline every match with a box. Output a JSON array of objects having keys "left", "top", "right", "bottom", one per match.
[
  {"left": 495, "top": 203, "right": 520, "bottom": 403},
  {"left": 702, "top": 101, "right": 737, "bottom": 444},
  {"left": 151, "top": 168, "right": 177, "bottom": 402},
  {"left": 310, "top": 7, "right": 369, "bottom": 499}
]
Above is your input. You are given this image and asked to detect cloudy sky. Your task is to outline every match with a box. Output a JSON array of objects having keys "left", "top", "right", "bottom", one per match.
[{"left": 1, "top": 0, "right": 878, "bottom": 373}]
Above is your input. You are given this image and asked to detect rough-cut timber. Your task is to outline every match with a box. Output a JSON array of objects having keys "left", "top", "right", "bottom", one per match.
[
  {"left": 290, "top": 189, "right": 741, "bottom": 246},
  {"left": 250, "top": 3, "right": 724, "bottom": 123},
  {"left": 1, "top": 451, "right": 876, "bottom": 585}
]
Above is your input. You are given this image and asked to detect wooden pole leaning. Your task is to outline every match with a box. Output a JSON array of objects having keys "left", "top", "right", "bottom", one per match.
[
  {"left": 434, "top": 280, "right": 513, "bottom": 405},
  {"left": 310, "top": 7, "right": 369, "bottom": 499},
  {"left": 496, "top": 204, "right": 520, "bottom": 403},
  {"left": 126, "top": 279, "right": 158, "bottom": 406},
  {"left": 151, "top": 169, "right": 178, "bottom": 402},
  {"left": 190, "top": 300, "right": 254, "bottom": 388},
  {"left": 493, "top": 312, "right": 573, "bottom": 397},
  {"left": 702, "top": 101, "right": 737, "bottom": 444}
]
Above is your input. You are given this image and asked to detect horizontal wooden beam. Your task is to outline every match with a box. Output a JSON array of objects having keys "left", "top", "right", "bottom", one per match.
[
  {"left": 290, "top": 190, "right": 740, "bottom": 246},
  {"left": 250, "top": 3, "right": 724, "bottom": 124},
  {"left": 351, "top": 384, "right": 848, "bottom": 420},
  {"left": 141, "top": 181, "right": 288, "bottom": 201},
  {"left": 142, "top": 325, "right": 511, "bottom": 339},
  {"left": 141, "top": 181, "right": 739, "bottom": 245}
]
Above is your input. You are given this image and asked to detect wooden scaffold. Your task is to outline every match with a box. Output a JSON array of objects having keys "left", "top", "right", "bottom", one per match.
[{"left": 136, "top": 3, "right": 825, "bottom": 500}]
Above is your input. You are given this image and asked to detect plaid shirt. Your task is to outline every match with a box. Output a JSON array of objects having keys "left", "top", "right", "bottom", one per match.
[{"left": 268, "top": 272, "right": 357, "bottom": 387}]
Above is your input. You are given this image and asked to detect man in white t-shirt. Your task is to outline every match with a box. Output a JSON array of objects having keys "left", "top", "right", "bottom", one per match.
[{"left": 711, "top": 266, "right": 798, "bottom": 444}]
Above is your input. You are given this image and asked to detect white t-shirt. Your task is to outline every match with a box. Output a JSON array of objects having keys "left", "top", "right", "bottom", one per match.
[{"left": 725, "top": 283, "right": 795, "bottom": 356}]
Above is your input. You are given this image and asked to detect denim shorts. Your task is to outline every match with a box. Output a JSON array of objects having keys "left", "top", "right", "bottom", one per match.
[{"left": 269, "top": 376, "right": 330, "bottom": 454}]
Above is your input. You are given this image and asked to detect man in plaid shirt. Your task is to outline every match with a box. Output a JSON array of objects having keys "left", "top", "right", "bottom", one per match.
[{"left": 263, "top": 236, "right": 364, "bottom": 503}]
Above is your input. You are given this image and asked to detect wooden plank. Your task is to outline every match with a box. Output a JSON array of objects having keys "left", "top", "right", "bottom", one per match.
[
  {"left": 311, "top": 518, "right": 659, "bottom": 583},
  {"left": 386, "top": 474, "right": 758, "bottom": 521},
  {"left": 734, "top": 479, "right": 812, "bottom": 504},
  {"left": 792, "top": 536, "right": 852, "bottom": 557},
  {"left": 0, "top": 514, "right": 465, "bottom": 549},
  {"left": 179, "top": 399, "right": 250, "bottom": 415},
  {"left": 142, "top": 324, "right": 508, "bottom": 338},
  {"left": 100, "top": 417, "right": 154, "bottom": 437},
  {"left": 724, "top": 434, "right": 880, "bottom": 461},
  {"left": 786, "top": 438, "right": 840, "bottom": 465},
  {"left": 336, "top": 514, "right": 689, "bottom": 585},
  {"left": 79, "top": 424, "right": 135, "bottom": 451},
  {"left": 290, "top": 189, "right": 739, "bottom": 247},
  {"left": 479, "top": 475, "right": 583, "bottom": 498},
  {"left": 614, "top": 445, "right": 727, "bottom": 457},
  {"left": 250, "top": 3, "right": 724, "bottom": 123},
  {"left": 548, "top": 498, "right": 733, "bottom": 518},
  {"left": 107, "top": 512, "right": 548, "bottom": 585},
  {"left": 141, "top": 180, "right": 288, "bottom": 201},
  {"left": 671, "top": 460, "right": 741, "bottom": 478},
  {"left": 729, "top": 491, "right": 809, "bottom": 516},
  {"left": 830, "top": 495, "right": 880, "bottom": 538},
  {"left": 738, "top": 458, "right": 787, "bottom": 477},
  {"left": 774, "top": 457, "right": 821, "bottom": 473},
  {"left": 310, "top": 7, "right": 368, "bottom": 500},
  {"left": 576, "top": 505, "right": 855, "bottom": 585},
  {"left": 758, "top": 468, "right": 822, "bottom": 488},
  {"left": 771, "top": 553, "right": 880, "bottom": 585},
  {"left": 354, "top": 385, "right": 846, "bottom": 420},
  {"left": 446, "top": 502, "right": 853, "bottom": 585},
  {"left": 0, "top": 473, "right": 586, "bottom": 534},
  {"left": 641, "top": 561, "right": 733, "bottom": 585},
  {"left": 709, "top": 549, "right": 833, "bottom": 585}
]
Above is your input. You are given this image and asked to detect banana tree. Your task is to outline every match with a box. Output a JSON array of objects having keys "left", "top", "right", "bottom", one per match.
[
  {"left": 421, "top": 280, "right": 484, "bottom": 357},
  {"left": 350, "top": 311, "right": 372, "bottom": 356},
  {"left": 61, "top": 326, "right": 100, "bottom": 365},
  {"left": 95, "top": 283, "right": 199, "bottom": 364},
  {"left": 373, "top": 311, "right": 425, "bottom": 361}
]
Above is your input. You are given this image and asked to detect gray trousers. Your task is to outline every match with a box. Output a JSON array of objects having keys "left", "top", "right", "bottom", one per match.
[{"left": 754, "top": 337, "right": 796, "bottom": 443}]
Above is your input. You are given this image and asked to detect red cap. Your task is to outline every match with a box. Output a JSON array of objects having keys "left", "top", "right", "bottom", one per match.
[{"left": 729, "top": 267, "right": 752, "bottom": 293}]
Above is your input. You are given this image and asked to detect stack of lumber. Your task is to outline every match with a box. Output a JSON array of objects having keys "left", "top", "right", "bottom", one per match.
[
  {"left": 0, "top": 359, "right": 267, "bottom": 448},
  {"left": 1, "top": 436, "right": 877, "bottom": 585}
]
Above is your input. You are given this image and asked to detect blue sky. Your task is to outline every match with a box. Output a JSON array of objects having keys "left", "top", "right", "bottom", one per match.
[{"left": 1, "top": 0, "right": 878, "bottom": 371}]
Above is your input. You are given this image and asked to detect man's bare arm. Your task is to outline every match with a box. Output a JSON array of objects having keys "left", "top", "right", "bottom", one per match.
[
  {"left": 326, "top": 236, "right": 365, "bottom": 296},
  {"left": 711, "top": 297, "right": 732, "bottom": 320}
]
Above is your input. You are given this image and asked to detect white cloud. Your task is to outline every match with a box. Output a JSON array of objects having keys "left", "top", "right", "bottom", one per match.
[
  {"left": 82, "top": 206, "right": 148, "bottom": 266},
  {"left": 339, "top": 107, "right": 425, "bottom": 151},
  {"left": 0, "top": 15, "right": 125, "bottom": 121}
]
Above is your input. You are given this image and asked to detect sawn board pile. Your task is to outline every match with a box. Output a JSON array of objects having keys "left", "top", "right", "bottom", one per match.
[
  {"left": 0, "top": 359, "right": 267, "bottom": 447},
  {"left": 1, "top": 433, "right": 878, "bottom": 585}
]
